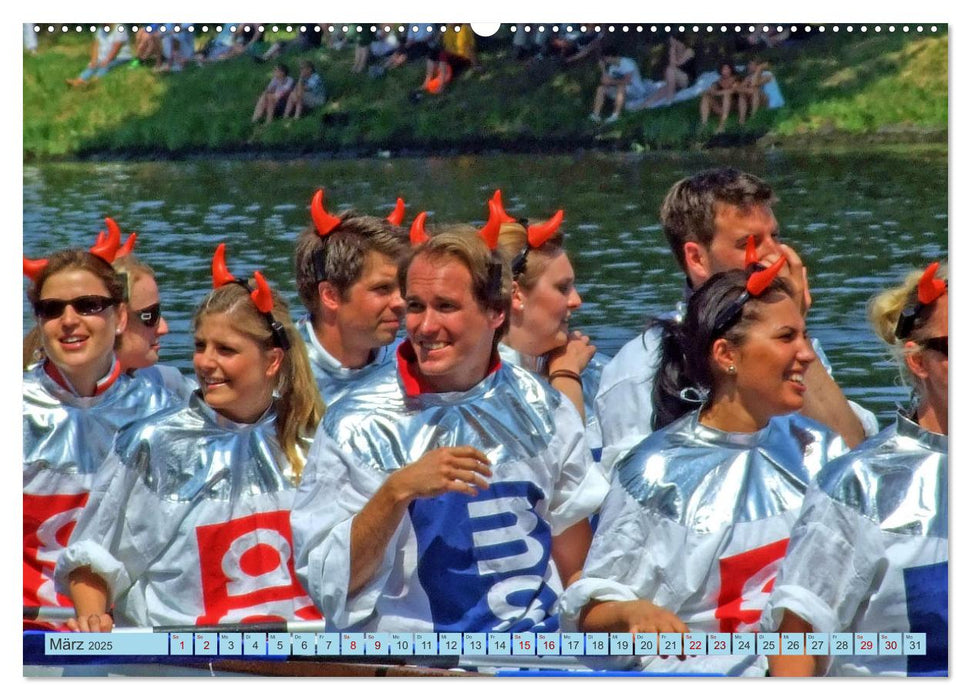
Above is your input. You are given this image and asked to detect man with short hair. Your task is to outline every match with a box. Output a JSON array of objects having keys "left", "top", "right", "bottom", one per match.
[
  {"left": 589, "top": 46, "right": 649, "bottom": 124},
  {"left": 292, "top": 227, "right": 607, "bottom": 632},
  {"left": 595, "top": 167, "right": 877, "bottom": 471},
  {"left": 293, "top": 191, "right": 408, "bottom": 404}
]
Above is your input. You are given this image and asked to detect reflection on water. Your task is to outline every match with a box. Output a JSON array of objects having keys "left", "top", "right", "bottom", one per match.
[{"left": 23, "top": 147, "right": 947, "bottom": 426}]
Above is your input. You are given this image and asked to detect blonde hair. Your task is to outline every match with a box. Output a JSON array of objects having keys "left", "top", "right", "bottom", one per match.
[
  {"left": 867, "top": 262, "right": 948, "bottom": 388},
  {"left": 112, "top": 253, "right": 156, "bottom": 303},
  {"left": 495, "top": 221, "right": 566, "bottom": 291},
  {"left": 193, "top": 283, "right": 324, "bottom": 480}
]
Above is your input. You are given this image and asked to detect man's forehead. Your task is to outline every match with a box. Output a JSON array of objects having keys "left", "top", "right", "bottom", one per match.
[
  {"left": 406, "top": 255, "right": 473, "bottom": 297},
  {"left": 712, "top": 201, "right": 777, "bottom": 235}
]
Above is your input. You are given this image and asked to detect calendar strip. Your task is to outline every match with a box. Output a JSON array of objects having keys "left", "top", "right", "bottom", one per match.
[{"left": 42, "top": 631, "right": 929, "bottom": 657}]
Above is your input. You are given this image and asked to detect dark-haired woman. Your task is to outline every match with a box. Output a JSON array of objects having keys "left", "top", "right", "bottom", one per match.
[
  {"left": 764, "top": 263, "right": 947, "bottom": 676},
  {"left": 56, "top": 246, "right": 324, "bottom": 630},
  {"left": 23, "top": 244, "right": 177, "bottom": 625},
  {"left": 559, "top": 264, "right": 846, "bottom": 675}
]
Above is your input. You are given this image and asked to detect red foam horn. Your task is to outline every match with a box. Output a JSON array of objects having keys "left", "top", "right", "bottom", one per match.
[
  {"left": 311, "top": 189, "right": 342, "bottom": 237},
  {"left": 250, "top": 271, "right": 274, "bottom": 314},
  {"left": 117, "top": 233, "right": 137, "bottom": 258},
  {"left": 917, "top": 261, "right": 946, "bottom": 305},
  {"left": 527, "top": 209, "right": 564, "bottom": 248},
  {"left": 491, "top": 189, "right": 518, "bottom": 225},
  {"left": 387, "top": 197, "right": 406, "bottom": 226},
  {"left": 746, "top": 255, "right": 786, "bottom": 297},
  {"left": 744, "top": 235, "right": 758, "bottom": 267},
  {"left": 90, "top": 218, "right": 122, "bottom": 263},
  {"left": 212, "top": 243, "right": 236, "bottom": 288},
  {"left": 23, "top": 256, "right": 49, "bottom": 281},
  {"left": 478, "top": 200, "right": 502, "bottom": 250},
  {"left": 410, "top": 211, "right": 429, "bottom": 246}
]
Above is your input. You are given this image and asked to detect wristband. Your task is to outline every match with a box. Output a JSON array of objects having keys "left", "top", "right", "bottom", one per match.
[{"left": 548, "top": 369, "right": 582, "bottom": 387}]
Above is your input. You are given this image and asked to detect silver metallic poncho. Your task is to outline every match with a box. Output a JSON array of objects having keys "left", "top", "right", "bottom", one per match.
[
  {"left": 297, "top": 315, "right": 399, "bottom": 405},
  {"left": 292, "top": 346, "right": 608, "bottom": 633},
  {"left": 23, "top": 362, "right": 177, "bottom": 611},
  {"left": 55, "top": 393, "right": 320, "bottom": 627},
  {"left": 762, "top": 411, "right": 947, "bottom": 676},
  {"left": 558, "top": 410, "right": 846, "bottom": 676},
  {"left": 498, "top": 343, "right": 608, "bottom": 462}
]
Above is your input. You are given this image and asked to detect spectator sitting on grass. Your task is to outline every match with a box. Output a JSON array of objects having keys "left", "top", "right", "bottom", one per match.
[
  {"left": 66, "top": 24, "right": 133, "bottom": 88},
  {"left": 643, "top": 33, "right": 697, "bottom": 107},
  {"left": 134, "top": 25, "right": 163, "bottom": 66},
  {"left": 700, "top": 60, "right": 744, "bottom": 133},
  {"left": 423, "top": 24, "right": 478, "bottom": 93},
  {"left": 252, "top": 63, "right": 294, "bottom": 125},
  {"left": 737, "top": 59, "right": 783, "bottom": 118},
  {"left": 155, "top": 24, "right": 196, "bottom": 73},
  {"left": 588, "top": 46, "right": 648, "bottom": 124},
  {"left": 383, "top": 23, "right": 436, "bottom": 71},
  {"left": 284, "top": 60, "right": 327, "bottom": 119}
]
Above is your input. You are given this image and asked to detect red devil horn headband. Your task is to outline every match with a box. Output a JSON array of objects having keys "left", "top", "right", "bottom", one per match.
[
  {"left": 89, "top": 218, "right": 122, "bottom": 263},
  {"left": 250, "top": 271, "right": 274, "bottom": 314},
  {"left": 744, "top": 235, "right": 759, "bottom": 267},
  {"left": 478, "top": 200, "right": 502, "bottom": 250},
  {"left": 527, "top": 210, "right": 564, "bottom": 249},
  {"left": 211, "top": 243, "right": 237, "bottom": 288},
  {"left": 491, "top": 189, "right": 518, "bottom": 225},
  {"left": 311, "top": 189, "right": 342, "bottom": 237},
  {"left": 23, "top": 256, "right": 49, "bottom": 281},
  {"left": 917, "top": 261, "right": 946, "bottom": 305},
  {"left": 746, "top": 255, "right": 786, "bottom": 297},
  {"left": 387, "top": 197, "right": 406, "bottom": 226},
  {"left": 410, "top": 211, "right": 429, "bottom": 246}
]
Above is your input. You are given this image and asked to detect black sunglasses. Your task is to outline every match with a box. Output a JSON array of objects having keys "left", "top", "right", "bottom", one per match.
[
  {"left": 133, "top": 303, "right": 162, "bottom": 328},
  {"left": 34, "top": 295, "right": 117, "bottom": 320},
  {"left": 922, "top": 336, "right": 948, "bottom": 358}
]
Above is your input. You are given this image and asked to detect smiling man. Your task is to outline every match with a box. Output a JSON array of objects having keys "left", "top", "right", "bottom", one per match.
[
  {"left": 595, "top": 167, "right": 878, "bottom": 472},
  {"left": 291, "top": 227, "right": 607, "bottom": 632},
  {"left": 293, "top": 190, "right": 408, "bottom": 404}
]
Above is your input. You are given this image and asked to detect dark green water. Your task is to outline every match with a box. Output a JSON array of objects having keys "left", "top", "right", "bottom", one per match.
[{"left": 23, "top": 147, "right": 948, "bottom": 426}]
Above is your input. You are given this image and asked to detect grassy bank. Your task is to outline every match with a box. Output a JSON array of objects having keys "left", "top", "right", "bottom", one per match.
[{"left": 23, "top": 27, "right": 947, "bottom": 160}]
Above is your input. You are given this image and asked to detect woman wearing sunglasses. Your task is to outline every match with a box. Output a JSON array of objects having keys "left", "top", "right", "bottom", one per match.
[
  {"left": 56, "top": 245, "right": 324, "bottom": 630},
  {"left": 23, "top": 243, "right": 177, "bottom": 625},
  {"left": 558, "top": 263, "right": 846, "bottom": 676},
  {"left": 764, "top": 262, "right": 948, "bottom": 677},
  {"left": 112, "top": 251, "right": 194, "bottom": 401}
]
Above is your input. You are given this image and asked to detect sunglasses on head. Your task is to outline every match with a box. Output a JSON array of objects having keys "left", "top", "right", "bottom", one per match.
[
  {"left": 133, "top": 303, "right": 162, "bottom": 328},
  {"left": 922, "top": 336, "right": 947, "bottom": 358},
  {"left": 34, "top": 295, "right": 117, "bottom": 320}
]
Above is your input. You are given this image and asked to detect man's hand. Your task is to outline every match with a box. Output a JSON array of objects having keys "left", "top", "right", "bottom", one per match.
[
  {"left": 386, "top": 446, "right": 492, "bottom": 503},
  {"left": 766, "top": 243, "right": 812, "bottom": 316}
]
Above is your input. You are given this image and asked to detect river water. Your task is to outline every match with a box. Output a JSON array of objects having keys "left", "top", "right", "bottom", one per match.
[{"left": 23, "top": 146, "right": 947, "bottom": 426}]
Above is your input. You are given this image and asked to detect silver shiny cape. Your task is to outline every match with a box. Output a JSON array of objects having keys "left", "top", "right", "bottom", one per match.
[
  {"left": 762, "top": 412, "right": 947, "bottom": 676},
  {"left": 292, "top": 359, "right": 608, "bottom": 632},
  {"left": 133, "top": 364, "right": 197, "bottom": 403},
  {"left": 558, "top": 410, "right": 845, "bottom": 676},
  {"left": 616, "top": 411, "right": 845, "bottom": 532},
  {"left": 498, "top": 343, "right": 608, "bottom": 460},
  {"left": 23, "top": 363, "right": 178, "bottom": 608},
  {"left": 816, "top": 411, "right": 947, "bottom": 538},
  {"left": 297, "top": 315, "right": 400, "bottom": 405},
  {"left": 56, "top": 393, "right": 319, "bottom": 627},
  {"left": 594, "top": 300, "right": 880, "bottom": 473}
]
